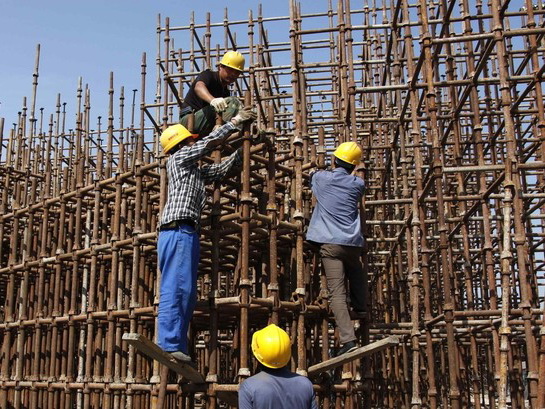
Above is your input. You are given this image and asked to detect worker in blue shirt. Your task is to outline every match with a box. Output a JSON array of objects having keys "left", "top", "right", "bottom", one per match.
[
  {"left": 239, "top": 324, "right": 318, "bottom": 409},
  {"left": 306, "top": 142, "right": 366, "bottom": 357}
]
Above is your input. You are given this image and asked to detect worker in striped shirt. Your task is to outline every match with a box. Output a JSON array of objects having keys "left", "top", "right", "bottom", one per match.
[{"left": 157, "top": 107, "right": 256, "bottom": 362}]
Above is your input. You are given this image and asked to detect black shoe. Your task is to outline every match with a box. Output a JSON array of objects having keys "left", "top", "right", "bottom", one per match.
[{"left": 336, "top": 341, "right": 358, "bottom": 357}]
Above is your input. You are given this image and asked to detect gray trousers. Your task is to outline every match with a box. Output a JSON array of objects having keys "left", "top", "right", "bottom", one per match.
[
  {"left": 320, "top": 243, "right": 366, "bottom": 344},
  {"left": 180, "top": 96, "right": 241, "bottom": 137}
]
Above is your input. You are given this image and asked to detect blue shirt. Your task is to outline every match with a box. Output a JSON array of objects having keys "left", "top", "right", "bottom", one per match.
[
  {"left": 238, "top": 367, "right": 317, "bottom": 409},
  {"left": 306, "top": 167, "right": 365, "bottom": 247}
]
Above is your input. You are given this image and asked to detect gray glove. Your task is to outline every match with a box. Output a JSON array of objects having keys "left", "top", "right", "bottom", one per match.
[{"left": 231, "top": 106, "right": 257, "bottom": 127}]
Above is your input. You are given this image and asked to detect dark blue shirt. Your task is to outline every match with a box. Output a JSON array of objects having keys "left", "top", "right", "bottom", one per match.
[
  {"left": 306, "top": 167, "right": 365, "bottom": 247},
  {"left": 238, "top": 367, "right": 317, "bottom": 409}
]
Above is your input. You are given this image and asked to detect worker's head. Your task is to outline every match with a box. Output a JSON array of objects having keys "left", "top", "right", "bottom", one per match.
[
  {"left": 160, "top": 124, "right": 198, "bottom": 154},
  {"left": 333, "top": 141, "right": 362, "bottom": 172},
  {"left": 219, "top": 51, "right": 244, "bottom": 85},
  {"left": 251, "top": 324, "right": 291, "bottom": 369}
]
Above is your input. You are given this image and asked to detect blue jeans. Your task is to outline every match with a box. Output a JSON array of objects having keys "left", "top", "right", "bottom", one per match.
[{"left": 157, "top": 224, "right": 200, "bottom": 353}]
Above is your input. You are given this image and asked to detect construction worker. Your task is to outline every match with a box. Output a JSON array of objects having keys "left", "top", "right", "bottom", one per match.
[
  {"left": 180, "top": 50, "right": 245, "bottom": 137},
  {"left": 239, "top": 324, "right": 318, "bottom": 409},
  {"left": 306, "top": 142, "right": 366, "bottom": 357},
  {"left": 157, "top": 107, "right": 256, "bottom": 362}
]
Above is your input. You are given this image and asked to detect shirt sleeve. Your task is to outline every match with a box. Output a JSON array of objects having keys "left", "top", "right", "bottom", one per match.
[
  {"left": 201, "top": 148, "right": 242, "bottom": 183},
  {"left": 309, "top": 170, "right": 319, "bottom": 188},
  {"left": 358, "top": 178, "right": 365, "bottom": 195},
  {"left": 310, "top": 391, "right": 318, "bottom": 409},
  {"left": 196, "top": 69, "right": 213, "bottom": 86},
  {"left": 172, "top": 122, "right": 238, "bottom": 168},
  {"left": 238, "top": 381, "right": 253, "bottom": 409}
]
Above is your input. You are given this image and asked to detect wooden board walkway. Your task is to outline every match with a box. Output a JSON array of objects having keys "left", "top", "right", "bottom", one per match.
[
  {"left": 307, "top": 336, "right": 400, "bottom": 377},
  {"left": 122, "top": 333, "right": 205, "bottom": 383}
]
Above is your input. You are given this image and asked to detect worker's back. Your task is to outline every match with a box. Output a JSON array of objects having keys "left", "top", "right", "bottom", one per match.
[
  {"left": 306, "top": 167, "right": 365, "bottom": 247},
  {"left": 238, "top": 367, "right": 317, "bottom": 409}
]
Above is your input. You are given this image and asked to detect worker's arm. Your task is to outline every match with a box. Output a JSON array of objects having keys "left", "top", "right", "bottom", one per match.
[
  {"left": 310, "top": 393, "right": 318, "bottom": 409},
  {"left": 194, "top": 81, "right": 215, "bottom": 104},
  {"left": 201, "top": 148, "right": 242, "bottom": 183},
  {"left": 238, "top": 381, "right": 253, "bottom": 409},
  {"left": 200, "top": 106, "right": 257, "bottom": 181},
  {"left": 193, "top": 71, "right": 227, "bottom": 112},
  {"left": 308, "top": 169, "right": 322, "bottom": 189},
  {"left": 173, "top": 122, "right": 238, "bottom": 167},
  {"left": 357, "top": 177, "right": 365, "bottom": 197}
]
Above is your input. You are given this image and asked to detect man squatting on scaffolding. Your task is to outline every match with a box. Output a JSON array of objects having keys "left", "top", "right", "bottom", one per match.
[
  {"left": 306, "top": 142, "right": 367, "bottom": 357},
  {"left": 157, "top": 108, "right": 257, "bottom": 363},
  {"left": 239, "top": 324, "right": 318, "bottom": 409},
  {"left": 179, "top": 50, "right": 245, "bottom": 138}
]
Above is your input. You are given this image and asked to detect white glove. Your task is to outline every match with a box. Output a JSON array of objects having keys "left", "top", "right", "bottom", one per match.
[{"left": 210, "top": 97, "right": 227, "bottom": 113}]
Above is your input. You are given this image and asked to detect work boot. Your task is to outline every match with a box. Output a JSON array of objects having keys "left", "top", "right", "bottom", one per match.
[
  {"left": 169, "top": 351, "right": 192, "bottom": 363},
  {"left": 336, "top": 341, "right": 358, "bottom": 357}
]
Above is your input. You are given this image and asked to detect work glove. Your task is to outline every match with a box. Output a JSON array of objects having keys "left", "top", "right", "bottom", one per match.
[
  {"left": 210, "top": 97, "right": 227, "bottom": 113},
  {"left": 251, "top": 129, "right": 269, "bottom": 145},
  {"left": 231, "top": 106, "right": 257, "bottom": 127}
]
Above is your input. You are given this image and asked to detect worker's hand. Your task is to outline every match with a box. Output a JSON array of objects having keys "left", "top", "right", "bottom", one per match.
[
  {"left": 251, "top": 129, "right": 269, "bottom": 145},
  {"left": 210, "top": 97, "right": 227, "bottom": 113},
  {"left": 231, "top": 106, "right": 257, "bottom": 127}
]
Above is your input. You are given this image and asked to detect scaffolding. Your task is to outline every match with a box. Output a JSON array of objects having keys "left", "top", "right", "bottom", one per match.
[{"left": 1, "top": 0, "right": 545, "bottom": 408}]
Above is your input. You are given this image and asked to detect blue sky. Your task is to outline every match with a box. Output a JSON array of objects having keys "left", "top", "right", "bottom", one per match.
[{"left": 0, "top": 0, "right": 308, "bottom": 127}]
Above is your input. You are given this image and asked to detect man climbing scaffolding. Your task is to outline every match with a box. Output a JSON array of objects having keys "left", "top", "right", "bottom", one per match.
[
  {"left": 306, "top": 141, "right": 367, "bottom": 357},
  {"left": 157, "top": 107, "right": 256, "bottom": 363}
]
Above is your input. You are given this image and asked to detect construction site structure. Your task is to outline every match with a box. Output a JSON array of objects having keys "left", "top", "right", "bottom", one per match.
[{"left": 1, "top": 0, "right": 545, "bottom": 408}]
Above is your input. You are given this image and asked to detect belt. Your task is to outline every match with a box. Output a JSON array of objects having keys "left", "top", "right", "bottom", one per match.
[
  {"left": 160, "top": 219, "right": 196, "bottom": 231},
  {"left": 179, "top": 106, "right": 194, "bottom": 117}
]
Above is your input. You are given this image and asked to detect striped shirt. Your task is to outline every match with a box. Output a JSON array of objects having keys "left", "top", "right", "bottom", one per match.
[{"left": 160, "top": 121, "right": 241, "bottom": 227}]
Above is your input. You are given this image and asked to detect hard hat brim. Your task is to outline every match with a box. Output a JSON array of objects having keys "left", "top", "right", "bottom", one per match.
[{"left": 219, "top": 62, "right": 244, "bottom": 72}]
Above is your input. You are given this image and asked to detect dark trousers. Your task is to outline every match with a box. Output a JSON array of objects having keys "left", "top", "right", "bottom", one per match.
[
  {"left": 180, "top": 96, "right": 241, "bottom": 137},
  {"left": 320, "top": 243, "right": 366, "bottom": 344}
]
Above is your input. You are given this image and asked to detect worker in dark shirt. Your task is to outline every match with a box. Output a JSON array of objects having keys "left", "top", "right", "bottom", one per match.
[
  {"left": 180, "top": 50, "right": 245, "bottom": 137},
  {"left": 239, "top": 324, "right": 318, "bottom": 409},
  {"left": 306, "top": 142, "right": 366, "bottom": 357}
]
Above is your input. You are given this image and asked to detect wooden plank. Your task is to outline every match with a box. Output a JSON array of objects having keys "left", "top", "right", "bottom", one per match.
[
  {"left": 307, "top": 336, "right": 400, "bottom": 377},
  {"left": 122, "top": 333, "right": 205, "bottom": 383}
]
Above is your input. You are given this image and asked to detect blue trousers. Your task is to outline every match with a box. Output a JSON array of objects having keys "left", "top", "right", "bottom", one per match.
[{"left": 157, "top": 225, "right": 200, "bottom": 353}]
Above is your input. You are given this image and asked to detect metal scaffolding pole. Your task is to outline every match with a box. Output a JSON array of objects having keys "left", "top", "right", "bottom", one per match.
[{"left": 1, "top": 1, "right": 544, "bottom": 408}]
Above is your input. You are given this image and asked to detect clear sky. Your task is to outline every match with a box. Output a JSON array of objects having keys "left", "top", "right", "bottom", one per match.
[{"left": 0, "top": 0, "right": 316, "bottom": 129}]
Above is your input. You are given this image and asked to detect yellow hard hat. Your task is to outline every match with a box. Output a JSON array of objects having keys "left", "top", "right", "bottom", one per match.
[
  {"left": 160, "top": 124, "right": 196, "bottom": 153},
  {"left": 220, "top": 50, "right": 245, "bottom": 72},
  {"left": 251, "top": 324, "right": 291, "bottom": 369},
  {"left": 333, "top": 141, "right": 362, "bottom": 166}
]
